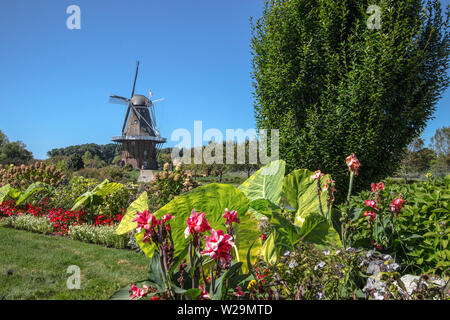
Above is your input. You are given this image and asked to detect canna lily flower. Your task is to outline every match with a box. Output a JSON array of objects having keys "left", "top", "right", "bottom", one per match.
[
  {"left": 311, "top": 170, "right": 324, "bottom": 180},
  {"left": 233, "top": 286, "right": 245, "bottom": 297},
  {"left": 133, "top": 210, "right": 160, "bottom": 233},
  {"left": 129, "top": 284, "right": 148, "bottom": 300},
  {"left": 161, "top": 213, "right": 174, "bottom": 224},
  {"left": 199, "top": 286, "right": 210, "bottom": 300},
  {"left": 346, "top": 153, "right": 360, "bottom": 176},
  {"left": 364, "top": 200, "right": 379, "bottom": 210},
  {"left": 363, "top": 211, "right": 376, "bottom": 221},
  {"left": 200, "top": 229, "right": 234, "bottom": 267},
  {"left": 389, "top": 194, "right": 407, "bottom": 216},
  {"left": 184, "top": 209, "right": 212, "bottom": 238},
  {"left": 223, "top": 208, "right": 240, "bottom": 225}
]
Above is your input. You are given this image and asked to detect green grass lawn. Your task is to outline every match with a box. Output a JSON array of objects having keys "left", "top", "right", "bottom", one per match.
[{"left": 0, "top": 227, "right": 150, "bottom": 300}]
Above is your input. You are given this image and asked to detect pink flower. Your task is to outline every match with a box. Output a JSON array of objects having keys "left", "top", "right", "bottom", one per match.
[
  {"left": 346, "top": 153, "right": 360, "bottom": 176},
  {"left": 129, "top": 284, "right": 148, "bottom": 300},
  {"left": 132, "top": 210, "right": 160, "bottom": 233},
  {"left": 389, "top": 194, "right": 407, "bottom": 216},
  {"left": 363, "top": 211, "right": 376, "bottom": 221},
  {"left": 199, "top": 286, "right": 210, "bottom": 300},
  {"left": 223, "top": 208, "right": 239, "bottom": 225},
  {"left": 364, "top": 200, "right": 379, "bottom": 210},
  {"left": 184, "top": 209, "right": 211, "bottom": 239},
  {"left": 233, "top": 286, "right": 245, "bottom": 297},
  {"left": 201, "top": 229, "right": 234, "bottom": 267},
  {"left": 161, "top": 213, "right": 174, "bottom": 224},
  {"left": 311, "top": 170, "right": 324, "bottom": 180},
  {"left": 371, "top": 182, "right": 384, "bottom": 193},
  {"left": 260, "top": 234, "right": 266, "bottom": 241}
]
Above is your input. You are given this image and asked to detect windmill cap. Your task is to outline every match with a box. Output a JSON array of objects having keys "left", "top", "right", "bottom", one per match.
[{"left": 131, "top": 95, "right": 151, "bottom": 106}]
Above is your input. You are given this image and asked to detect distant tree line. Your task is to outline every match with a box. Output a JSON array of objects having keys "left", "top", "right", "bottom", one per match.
[
  {"left": 47, "top": 143, "right": 120, "bottom": 165},
  {"left": 0, "top": 130, "right": 33, "bottom": 166}
]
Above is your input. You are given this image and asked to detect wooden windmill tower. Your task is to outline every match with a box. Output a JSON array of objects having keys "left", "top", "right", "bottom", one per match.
[{"left": 110, "top": 61, "right": 166, "bottom": 170}]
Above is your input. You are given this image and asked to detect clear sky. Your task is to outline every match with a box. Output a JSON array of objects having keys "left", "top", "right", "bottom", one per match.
[{"left": 0, "top": 0, "right": 448, "bottom": 160}]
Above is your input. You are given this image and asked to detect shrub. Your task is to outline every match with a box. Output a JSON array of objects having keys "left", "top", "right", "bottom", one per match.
[
  {"left": 146, "top": 163, "right": 198, "bottom": 210},
  {"left": 0, "top": 162, "right": 65, "bottom": 190},
  {"left": 12, "top": 215, "right": 54, "bottom": 235},
  {"left": 69, "top": 224, "right": 128, "bottom": 249},
  {"left": 347, "top": 176, "right": 450, "bottom": 275}
]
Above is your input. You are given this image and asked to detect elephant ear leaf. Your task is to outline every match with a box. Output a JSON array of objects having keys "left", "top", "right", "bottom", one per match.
[
  {"left": 0, "top": 184, "right": 13, "bottom": 203},
  {"left": 72, "top": 179, "right": 123, "bottom": 211},
  {"left": 238, "top": 160, "right": 285, "bottom": 204},
  {"left": 134, "top": 183, "right": 260, "bottom": 271},
  {"left": 16, "top": 182, "right": 46, "bottom": 205},
  {"left": 115, "top": 191, "right": 149, "bottom": 235},
  {"left": 282, "top": 169, "right": 330, "bottom": 226},
  {"left": 282, "top": 169, "right": 341, "bottom": 248}
]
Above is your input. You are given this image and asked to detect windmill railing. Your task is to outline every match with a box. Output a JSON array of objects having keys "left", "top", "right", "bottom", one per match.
[{"left": 112, "top": 135, "right": 167, "bottom": 143}]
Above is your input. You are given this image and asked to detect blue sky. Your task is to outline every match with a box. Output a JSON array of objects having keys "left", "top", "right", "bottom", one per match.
[{"left": 0, "top": 0, "right": 448, "bottom": 160}]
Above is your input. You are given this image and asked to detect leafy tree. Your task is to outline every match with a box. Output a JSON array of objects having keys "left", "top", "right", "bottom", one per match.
[
  {"left": 67, "top": 154, "right": 84, "bottom": 171},
  {"left": 251, "top": 0, "right": 449, "bottom": 201},
  {"left": 0, "top": 130, "right": 9, "bottom": 148},
  {"left": 0, "top": 141, "right": 33, "bottom": 166},
  {"left": 47, "top": 143, "right": 120, "bottom": 164},
  {"left": 429, "top": 125, "right": 450, "bottom": 156}
]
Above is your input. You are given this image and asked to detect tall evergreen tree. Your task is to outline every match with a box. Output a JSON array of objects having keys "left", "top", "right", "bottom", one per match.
[{"left": 251, "top": 0, "right": 449, "bottom": 199}]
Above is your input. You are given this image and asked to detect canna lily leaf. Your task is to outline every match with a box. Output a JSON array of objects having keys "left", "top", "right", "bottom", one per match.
[
  {"left": 15, "top": 182, "right": 46, "bottom": 206},
  {"left": 72, "top": 179, "right": 123, "bottom": 211}
]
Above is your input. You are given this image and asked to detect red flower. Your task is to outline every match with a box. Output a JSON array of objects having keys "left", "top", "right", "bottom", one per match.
[
  {"left": 129, "top": 284, "right": 148, "bottom": 300},
  {"left": 363, "top": 211, "right": 376, "bottom": 221},
  {"left": 198, "top": 286, "right": 210, "bottom": 300},
  {"left": 161, "top": 213, "right": 174, "bottom": 224},
  {"left": 260, "top": 234, "right": 266, "bottom": 241},
  {"left": 201, "top": 229, "right": 234, "bottom": 267},
  {"left": 233, "top": 286, "right": 245, "bottom": 297},
  {"left": 310, "top": 170, "right": 324, "bottom": 180},
  {"left": 184, "top": 209, "right": 211, "bottom": 239},
  {"left": 345, "top": 153, "right": 360, "bottom": 176},
  {"left": 223, "top": 208, "right": 239, "bottom": 225},
  {"left": 389, "top": 194, "right": 406, "bottom": 216},
  {"left": 364, "top": 200, "right": 379, "bottom": 211},
  {"left": 133, "top": 210, "right": 160, "bottom": 233}
]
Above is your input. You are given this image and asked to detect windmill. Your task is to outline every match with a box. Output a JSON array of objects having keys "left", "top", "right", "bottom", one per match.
[{"left": 110, "top": 61, "right": 167, "bottom": 170}]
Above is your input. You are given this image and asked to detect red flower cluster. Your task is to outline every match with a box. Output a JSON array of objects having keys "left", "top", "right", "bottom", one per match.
[
  {"left": 223, "top": 208, "right": 239, "bottom": 225},
  {"left": 371, "top": 182, "right": 385, "bottom": 193},
  {"left": 200, "top": 229, "right": 234, "bottom": 267},
  {"left": 184, "top": 209, "right": 211, "bottom": 239},
  {"left": 389, "top": 194, "right": 407, "bottom": 217},
  {"left": 48, "top": 208, "right": 85, "bottom": 235},
  {"left": 94, "top": 213, "right": 123, "bottom": 226}
]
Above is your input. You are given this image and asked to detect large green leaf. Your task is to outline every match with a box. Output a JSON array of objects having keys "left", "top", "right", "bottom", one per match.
[
  {"left": 71, "top": 179, "right": 123, "bottom": 211},
  {"left": 298, "top": 212, "right": 341, "bottom": 250},
  {"left": 135, "top": 183, "right": 261, "bottom": 271},
  {"left": 115, "top": 191, "right": 149, "bottom": 235},
  {"left": 15, "top": 182, "right": 46, "bottom": 205},
  {"left": 0, "top": 184, "right": 12, "bottom": 203},
  {"left": 238, "top": 160, "right": 285, "bottom": 204},
  {"left": 282, "top": 168, "right": 330, "bottom": 226},
  {"left": 260, "top": 231, "right": 278, "bottom": 265}
]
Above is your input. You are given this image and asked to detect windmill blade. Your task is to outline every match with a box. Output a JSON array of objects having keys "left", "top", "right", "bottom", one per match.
[
  {"left": 121, "top": 105, "right": 131, "bottom": 135},
  {"left": 151, "top": 98, "right": 166, "bottom": 104},
  {"left": 131, "top": 61, "right": 139, "bottom": 97},
  {"left": 109, "top": 95, "right": 130, "bottom": 105}
]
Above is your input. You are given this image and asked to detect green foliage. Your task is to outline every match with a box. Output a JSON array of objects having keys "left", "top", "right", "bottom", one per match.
[
  {"left": 258, "top": 242, "right": 364, "bottom": 300},
  {"left": 67, "top": 154, "right": 84, "bottom": 171},
  {"left": 348, "top": 177, "right": 450, "bottom": 275},
  {"left": 115, "top": 191, "right": 149, "bottom": 235},
  {"left": 68, "top": 224, "right": 128, "bottom": 249},
  {"left": 0, "top": 131, "right": 33, "bottom": 166},
  {"left": 47, "top": 143, "right": 120, "bottom": 165},
  {"left": 71, "top": 179, "right": 123, "bottom": 211},
  {"left": 251, "top": 0, "right": 450, "bottom": 202},
  {"left": 146, "top": 163, "right": 199, "bottom": 210},
  {"left": 135, "top": 183, "right": 261, "bottom": 269},
  {"left": 238, "top": 159, "right": 285, "bottom": 205},
  {"left": 9, "top": 215, "right": 54, "bottom": 234}
]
